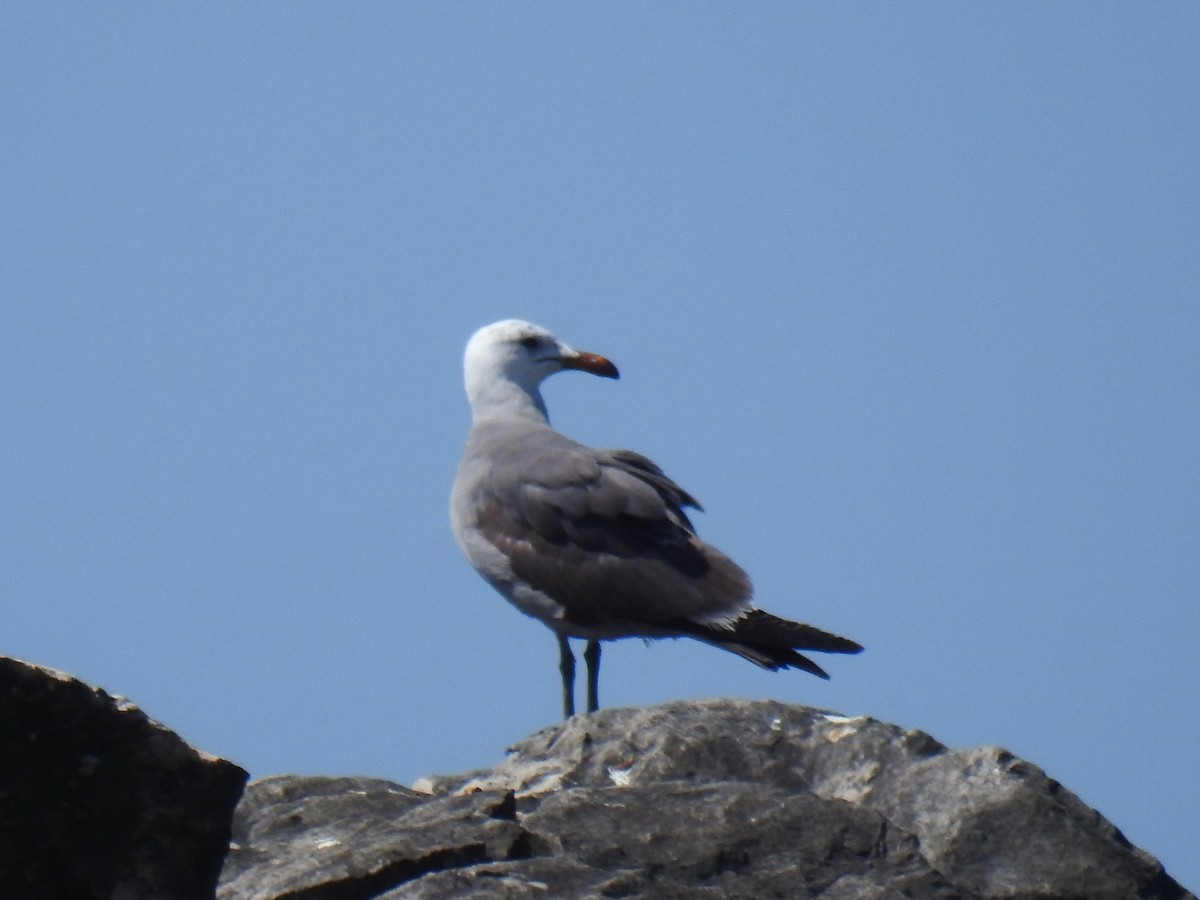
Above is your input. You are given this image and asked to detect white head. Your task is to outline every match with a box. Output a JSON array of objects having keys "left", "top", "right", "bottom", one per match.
[{"left": 463, "top": 319, "right": 619, "bottom": 422}]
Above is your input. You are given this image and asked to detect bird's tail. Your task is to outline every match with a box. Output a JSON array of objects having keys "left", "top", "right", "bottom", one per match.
[{"left": 683, "top": 609, "right": 863, "bottom": 679}]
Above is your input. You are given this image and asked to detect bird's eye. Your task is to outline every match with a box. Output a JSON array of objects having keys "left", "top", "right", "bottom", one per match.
[{"left": 519, "top": 336, "right": 541, "bottom": 349}]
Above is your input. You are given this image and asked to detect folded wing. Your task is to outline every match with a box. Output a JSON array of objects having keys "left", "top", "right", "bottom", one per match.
[{"left": 471, "top": 424, "right": 752, "bottom": 632}]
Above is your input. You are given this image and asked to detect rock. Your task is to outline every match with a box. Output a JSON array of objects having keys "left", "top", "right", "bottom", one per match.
[
  {"left": 8, "top": 662, "right": 1186, "bottom": 900},
  {"left": 220, "top": 699, "right": 1193, "bottom": 900},
  {"left": 387, "top": 781, "right": 959, "bottom": 899},
  {"left": 0, "top": 657, "right": 248, "bottom": 900},
  {"left": 219, "top": 776, "right": 526, "bottom": 899}
]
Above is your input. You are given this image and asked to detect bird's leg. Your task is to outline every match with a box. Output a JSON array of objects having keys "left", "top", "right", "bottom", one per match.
[
  {"left": 584, "top": 639, "right": 601, "bottom": 713},
  {"left": 558, "top": 635, "right": 576, "bottom": 718}
]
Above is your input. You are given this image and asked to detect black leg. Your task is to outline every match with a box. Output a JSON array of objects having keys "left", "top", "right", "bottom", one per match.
[
  {"left": 558, "top": 635, "right": 576, "bottom": 718},
  {"left": 583, "top": 640, "right": 601, "bottom": 713}
]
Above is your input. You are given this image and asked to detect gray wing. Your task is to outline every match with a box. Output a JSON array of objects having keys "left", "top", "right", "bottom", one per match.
[{"left": 468, "top": 421, "right": 752, "bottom": 632}]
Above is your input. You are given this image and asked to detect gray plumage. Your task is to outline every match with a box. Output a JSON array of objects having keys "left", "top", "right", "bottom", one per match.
[{"left": 450, "top": 319, "right": 861, "bottom": 717}]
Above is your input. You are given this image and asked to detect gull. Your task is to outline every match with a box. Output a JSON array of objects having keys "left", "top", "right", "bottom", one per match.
[{"left": 450, "top": 319, "right": 862, "bottom": 717}]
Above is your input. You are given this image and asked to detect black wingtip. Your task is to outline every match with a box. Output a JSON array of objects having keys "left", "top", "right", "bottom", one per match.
[{"left": 783, "top": 651, "right": 832, "bottom": 679}]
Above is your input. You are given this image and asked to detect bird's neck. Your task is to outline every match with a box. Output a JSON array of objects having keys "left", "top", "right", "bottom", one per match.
[{"left": 468, "top": 377, "right": 551, "bottom": 425}]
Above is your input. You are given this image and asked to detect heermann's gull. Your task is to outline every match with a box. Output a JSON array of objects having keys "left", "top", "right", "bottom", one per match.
[{"left": 450, "top": 319, "right": 862, "bottom": 717}]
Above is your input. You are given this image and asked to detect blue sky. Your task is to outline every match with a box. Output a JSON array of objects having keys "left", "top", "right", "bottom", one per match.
[{"left": 3, "top": 3, "right": 1197, "bottom": 888}]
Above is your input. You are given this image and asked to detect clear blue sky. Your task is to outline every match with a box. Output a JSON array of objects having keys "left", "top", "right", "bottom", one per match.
[{"left": 3, "top": 3, "right": 1196, "bottom": 888}]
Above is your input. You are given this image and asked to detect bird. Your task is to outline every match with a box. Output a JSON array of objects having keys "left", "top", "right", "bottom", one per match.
[{"left": 450, "top": 319, "right": 862, "bottom": 718}]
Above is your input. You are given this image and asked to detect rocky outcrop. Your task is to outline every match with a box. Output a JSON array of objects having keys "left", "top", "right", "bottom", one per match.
[
  {"left": 0, "top": 657, "right": 1189, "bottom": 900},
  {"left": 219, "top": 699, "right": 1193, "bottom": 900},
  {"left": 0, "top": 657, "right": 248, "bottom": 900}
]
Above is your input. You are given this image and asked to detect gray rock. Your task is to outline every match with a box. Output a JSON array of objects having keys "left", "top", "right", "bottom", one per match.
[
  {"left": 389, "top": 781, "right": 959, "bottom": 899},
  {"left": 221, "top": 699, "right": 1193, "bottom": 899},
  {"left": 0, "top": 657, "right": 248, "bottom": 900},
  {"left": 219, "top": 776, "right": 526, "bottom": 899}
]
